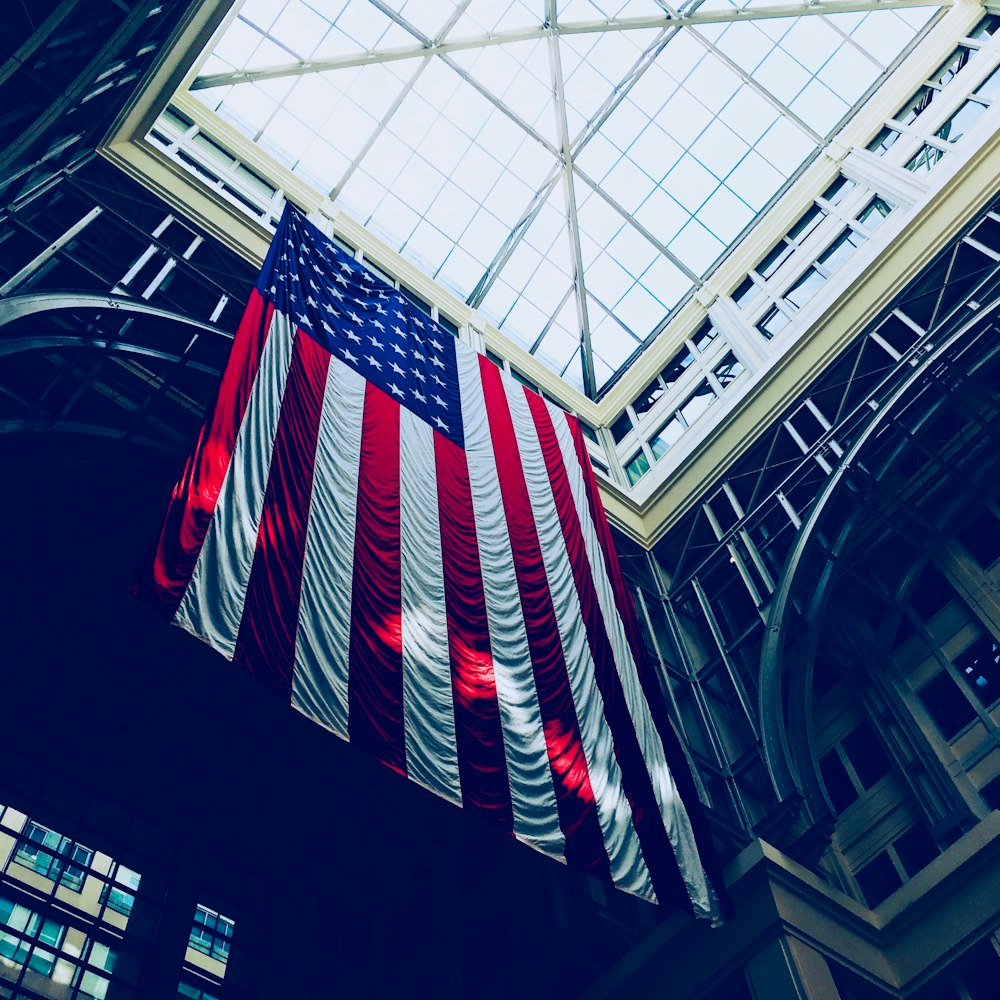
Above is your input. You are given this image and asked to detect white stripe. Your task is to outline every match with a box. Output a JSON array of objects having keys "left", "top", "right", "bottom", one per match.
[
  {"left": 503, "top": 381, "right": 655, "bottom": 901},
  {"left": 174, "top": 310, "right": 295, "bottom": 656},
  {"left": 399, "top": 408, "right": 462, "bottom": 805},
  {"left": 290, "top": 356, "right": 366, "bottom": 738},
  {"left": 456, "top": 349, "right": 565, "bottom": 862},
  {"left": 550, "top": 409, "right": 714, "bottom": 916}
]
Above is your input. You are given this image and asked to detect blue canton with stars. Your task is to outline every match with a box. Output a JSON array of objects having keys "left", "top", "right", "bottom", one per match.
[{"left": 257, "top": 204, "right": 465, "bottom": 450}]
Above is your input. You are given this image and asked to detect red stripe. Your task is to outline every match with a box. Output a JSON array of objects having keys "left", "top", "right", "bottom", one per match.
[
  {"left": 435, "top": 432, "right": 513, "bottom": 829},
  {"left": 480, "top": 359, "right": 612, "bottom": 882},
  {"left": 567, "top": 417, "right": 730, "bottom": 915},
  {"left": 146, "top": 291, "right": 274, "bottom": 612},
  {"left": 348, "top": 383, "right": 406, "bottom": 774},
  {"left": 233, "top": 325, "right": 332, "bottom": 698},
  {"left": 526, "top": 393, "right": 691, "bottom": 911}
]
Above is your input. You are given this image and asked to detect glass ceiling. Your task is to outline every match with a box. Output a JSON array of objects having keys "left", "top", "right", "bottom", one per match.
[{"left": 188, "top": 0, "right": 942, "bottom": 397}]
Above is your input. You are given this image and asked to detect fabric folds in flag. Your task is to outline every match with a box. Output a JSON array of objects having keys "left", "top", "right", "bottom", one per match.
[{"left": 147, "top": 204, "right": 727, "bottom": 917}]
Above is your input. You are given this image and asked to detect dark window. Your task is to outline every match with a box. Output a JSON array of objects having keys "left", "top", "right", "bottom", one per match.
[
  {"left": 733, "top": 276, "right": 757, "bottom": 308},
  {"left": 918, "top": 671, "right": 977, "bottom": 740},
  {"left": 758, "top": 242, "right": 793, "bottom": 280},
  {"left": 856, "top": 851, "right": 903, "bottom": 906},
  {"left": 936, "top": 100, "right": 986, "bottom": 143},
  {"left": 954, "top": 505, "right": 1000, "bottom": 568},
  {"left": 976, "top": 65, "right": 1000, "bottom": 101},
  {"left": 876, "top": 313, "right": 920, "bottom": 356},
  {"left": 788, "top": 205, "right": 825, "bottom": 242},
  {"left": 398, "top": 284, "right": 431, "bottom": 316},
  {"left": 908, "top": 563, "right": 952, "bottom": 618},
  {"left": 660, "top": 348, "right": 694, "bottom": 387},
  {"left": 509, "top": 368, "right": 537, "bottom": 393},
  {"left": 820, "top": 749, "right": 858, "bottom": 813},
  {"left": 625, "top": 451, "right": 649, "bottom": 486},
  {"left": 577, "top": 420, "right": 598, "bottom": 443},
  {"left": 867, "top": 127, "right": 900, "bottom": 156},
  {"left": 12, "top": 822, "right": 92, "bottom": 892},
  {"left": 785, "top": 266, "right": 826, "bottom": 309},
  {"left": 841, "top": 722, "right": 892, "bottom": 789},
  {"left": 437, "top": 314, "right": 460, "bottom": 337},
  {"left": 856, "top": 197, "right": 893, "bottom": 231},
  {"left": 632, "top": 377, "right": 664, "bottom": 416},
  {"left": 905, "top": 144, "right": 945, "bottom": 174},
  {"left": 954, "top": 635, "right": 1000, "bottom": 707},
  {"left": 649, "top": 416, "right": 683, "bottom": 460},
  {"left": 931, "top": 46, "right": 971, "bottom": 88},
  {"left": 485, "top": 349, "right": 504, "bottom": 368},
  {"left": 893, "top": 822, "right": 938, "bottom": 877},
  {"left": 894, "top": 85, "right": 935, "bottom": 125},
  {"left": 610, "top": 411, "right": 633, "bottom": 443}
]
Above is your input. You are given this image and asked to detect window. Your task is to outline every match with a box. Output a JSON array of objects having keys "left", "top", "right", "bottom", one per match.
[
  {"left": 0, "top": 896, "right": 65, "bottom": 978},
  {"left": 189, "top": 905, "right": 235, "bottom": 966},
  {"left": 649, "top": 416, "right": 683, "bottom": 461},
  {"left": 101, "top": 866, "right": 141, "bottom": 916},
  {"left": 12, "top": 821, "right": 93, "bottom": 892},
  {"left": 624, "top": 450, "right": 650, "bottom": 486},
  {"left": 905, "top": 143, "right": 946, "bottom": 174},
  {"left": 936, "top": 100, "right": 986, "bottom": 143},
  {"left": 954, "top": 635, "right": 1000, "bottom": 708},
  {"left": 610, "top": 411, "right": 633, "bottom": 443},
  {"left": 756, "top": 305, "right": 790, "bottom": 340},
  {"left": 818, "top": 721, "right": 892, "bottom": 813},
  {"left": 917, "top": 670, "right": 977, "bottom": 740},
  {"left": 712, "top": 352, "right": 744, "bottom": 389},
  {"left": 856, "top": 198, "right": 893, "bottom": 232},
  {"left": 178, "top": 982, "right": 220, "bottom": 1000},
  {"left": 819, "top": 177, "right": 857, "bottom": 207},
  {"left": 867, "top": 126, "right": 901, "bottom": 156},
  {"left": 855, "top": 851, "right": 902, "bottom": 906},
  {"left": 678, "top": 380, "right": 716, "bottom": 426}
]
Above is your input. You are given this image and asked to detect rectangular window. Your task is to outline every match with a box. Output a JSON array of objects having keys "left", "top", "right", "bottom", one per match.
[
  {"left": 678, "top": 380, "right": 716, "bottom": 426},
  {"left": 784, "top": 267, "right": 826, "bottom": 309},
  {"left": 856, "top": 197, "right": 893, "bottom": 231},
  {"left": 659, "top": 347, "right": 694, "bottom": 387},
  {"left": 817, "top": 228, "right": 866, "bottom": 273},
  {"left": 691, "top": 321, "right": 719, "bottom": 352},
  {"left": 101, "top": 866, "right": 141, "bottom": 916},
  {"left": 610, "top": 411, "right": 633, "bottom": 443},
  {"left": 632, "top": 377, "right": 664, "bottom": 416},
  {"left": 917, "top": 671, "right": 977, "bottom": 740},
  {"left": 820, "top": 176, "right": 857, "bottom": 206},
  {"left": 625, "top": 450, "right": 650, "bottom": 485},
  {"left": 12, "top": 821, "right": 92, "bottom": 893},
  {"left": 954, "top": 635, "right": 1000, "bottom": 707},
  {"left": 756, "top": 306, "right": 789, "bottom": 341},
  {"left": 975, "top": 66, "right": 1000, "bottom": 102},
  {"left": 936, "top": 99, "right": 986, "bottom": 143},
  {"left": 893, "top": 85, "right": 935, "bottom": 125},
  {"left": 906, "top": 143, "right": 945, "bottom": 174},
  {"left": 189, "top": 905, "right": 235, "bottom": 966},
  {"left": 649, "top": 416, "right": 683, "bottom": 460},
  {"left": 856, "top": 851, "right": 903, "bottom": 906},
  {"left": 867, "top": 126, "right": 900, "bottom": 156},
  {"left": 712, "top": 352, "right": 744, "bottom": 388}
]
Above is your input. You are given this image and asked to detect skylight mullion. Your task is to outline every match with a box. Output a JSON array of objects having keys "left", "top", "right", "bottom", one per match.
[
  {"left": 327, "top": 57, "right": 432, "bottom": 201},
  {"left": 818, "top": 12, "right": 889, "bottom": 71},
  {"left": 691, "top": 31, "right": 825, "bottom": 144},
  {"left": 190, "top": 0, "right": 938, "bottom": 90},
  {"left": 573, "top": 164, "right": 703, "bottom": 285},
  {"left": 548, "top": 0, "right": 597, "bottom": 398},
  {"left": 467, "top": 169, "right": 562, "bottom": 309}
]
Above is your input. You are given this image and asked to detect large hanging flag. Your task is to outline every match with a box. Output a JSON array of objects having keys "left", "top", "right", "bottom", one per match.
[{"left": 147, "top": 204, "right": 726, "bottom": 916}]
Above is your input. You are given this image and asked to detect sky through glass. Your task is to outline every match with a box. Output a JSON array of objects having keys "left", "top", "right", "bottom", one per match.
[{"left": 188, "top": 0, "right": 941, "bottom": 396}]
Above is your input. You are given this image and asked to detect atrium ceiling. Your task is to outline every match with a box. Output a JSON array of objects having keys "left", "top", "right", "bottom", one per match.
[{"left": 184, "top": 0, "right": 944, "bottom": 397}]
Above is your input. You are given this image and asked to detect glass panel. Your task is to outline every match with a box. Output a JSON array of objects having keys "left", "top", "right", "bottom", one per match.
[
  {"left": 712, "top": 352, "right": 745, "bottom": 388},
  {"left": 757, "top": 306, "right": 789, "bottom": 340},
  {"left": 678, "top": 379, "right": 716, "bottom": 426},
  {"left": 649, "top": 415, "right": 684, "bottom": 460},
  {"left": 856, "top": 197, "right": 893, "bottom": 231},
  {"left": 867, "top": 126, "right": 900, "bottom": 156},
  {"left": 625, "top": 450, "right": 650, "bottom": 485},
  {"left": 905, "top": 144, "right": 945, "bottom": 174},
  {"left": 935, "top": 99, "right": 986, "bottom": 143},
  {"left": 632, "top": 377, "right": 664, "bottom": 416},
  {"left": 954, "top": 635, "right": 1000, "bottom": 707},
  {"left": 785, "top": 266, "right": 826, "bottom": 309},
  {"left": 818, "top": 227, "right": 866, "bottom": 273}
]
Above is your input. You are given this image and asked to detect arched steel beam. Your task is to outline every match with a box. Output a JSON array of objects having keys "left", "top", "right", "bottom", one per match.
[
  {"left": 0, "top": 291, "right": 231, "bottom": 353},
  {"left": 758, "top": 297, "right": 1000, "bottom": 808},
  {"left": 0, "top": 418, "right": 183, "bottom": 454}
]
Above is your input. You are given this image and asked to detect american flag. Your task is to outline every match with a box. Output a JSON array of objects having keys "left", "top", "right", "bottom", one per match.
[{"left": 149, "top": 204, "right": 725, "bottom": 915}]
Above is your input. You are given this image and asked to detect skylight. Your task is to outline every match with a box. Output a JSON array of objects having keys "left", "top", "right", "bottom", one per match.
[{"left": 186, "top": 0, "right": 942, "bottom": 397}]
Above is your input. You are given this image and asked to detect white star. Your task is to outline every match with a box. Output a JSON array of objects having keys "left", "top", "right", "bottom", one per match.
[
  {"left": 329, "top": 287, "right": 344, "bottom": 301},
  {"left": 322, "top": 321, "right": 335, "bottom": 335},
  {"left": 392, "top": 343, "right": 406, "bottom": 357},
  {"left": 346, "top": 330, "right": 362, "bottom": 344},
  {"left": 375, "top": 303, "right": 387, "bottom": 315},
  {"left": 388, "top": 383, "right": 405, "bottom": 398},
  {"left": 366, "top": 355, "right": 383, "bottom": 370},
  {"left": 340, "top": 261, "right": 352, "bottom": 272},
  {"left": 277, "top": 273, "right": 286, "bottom": 282},
  {"left": 413, "top": 315, "right": 424, "bottom": 328},
  {"left": 390, "top": 361, "right": 405, "bottom": 376},
  {"left": 412, "top": 369, "right": 426, "bottom": 382},
  {"left": 413, "top": 352, "right": 426, "bottom": 363},
  {"left": 349, "top": 311, "right": 363, "bottom": 324},
  {"left": 434, "top": 417, "right": 448, "bottom": 432},
  {"left": 307, "top": 295, "right": 317, "bottom": 308},
  {"left": 342, "top": 348, "right": 358, "bottom": 364},
  {"left": 432, "top": 373, "right": 445, "bottom": 387},
  {"left": 430, "top": 355, "right": 445, "bottom": 369},
  {"left": 371, "top": 319, "right": 385, "bottom": 331},
  {"left": 369, "top": 336, "right": 384, "bottom": 350},
  {"left": 269, "top": 285, "right": 277, "bottom": 294},
  {"left": 413, "top": 389, "right": 427, "bottom": 404},
  {"left": 335, "top": 274, "right": 348, "bottom": 286},
  {"left": 432, "top": 394, "right": 446, "bottom": 408},
  {"left": 392, "top": 325, "right": 406, "bottom": 337},
  {"left": 430, "top": 338, "right": 443, "bottom": 350},
  {"left": 290, "top": 272, "right": 299, "bottom": 281},
  {"left": 395, "top": 310, "right": 406, "bottom": 320},
  {"left": 281, "top": 253, "right": 288, "bottom": 261},
  {"left": 296, "top": 312, "right": 311, "bottom": 328}
]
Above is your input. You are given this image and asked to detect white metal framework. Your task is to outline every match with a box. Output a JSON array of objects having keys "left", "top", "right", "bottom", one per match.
[{"left": 187, "top": 0, "right": 948, "bottom": 396}]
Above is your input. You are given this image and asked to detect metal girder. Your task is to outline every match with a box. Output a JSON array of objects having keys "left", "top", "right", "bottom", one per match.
[
  {"left": 191, "top": 0, "right": 949, "bottom": 90},
  {"left": 0, "top": 292, "right": 230, "bottom": 355}
]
